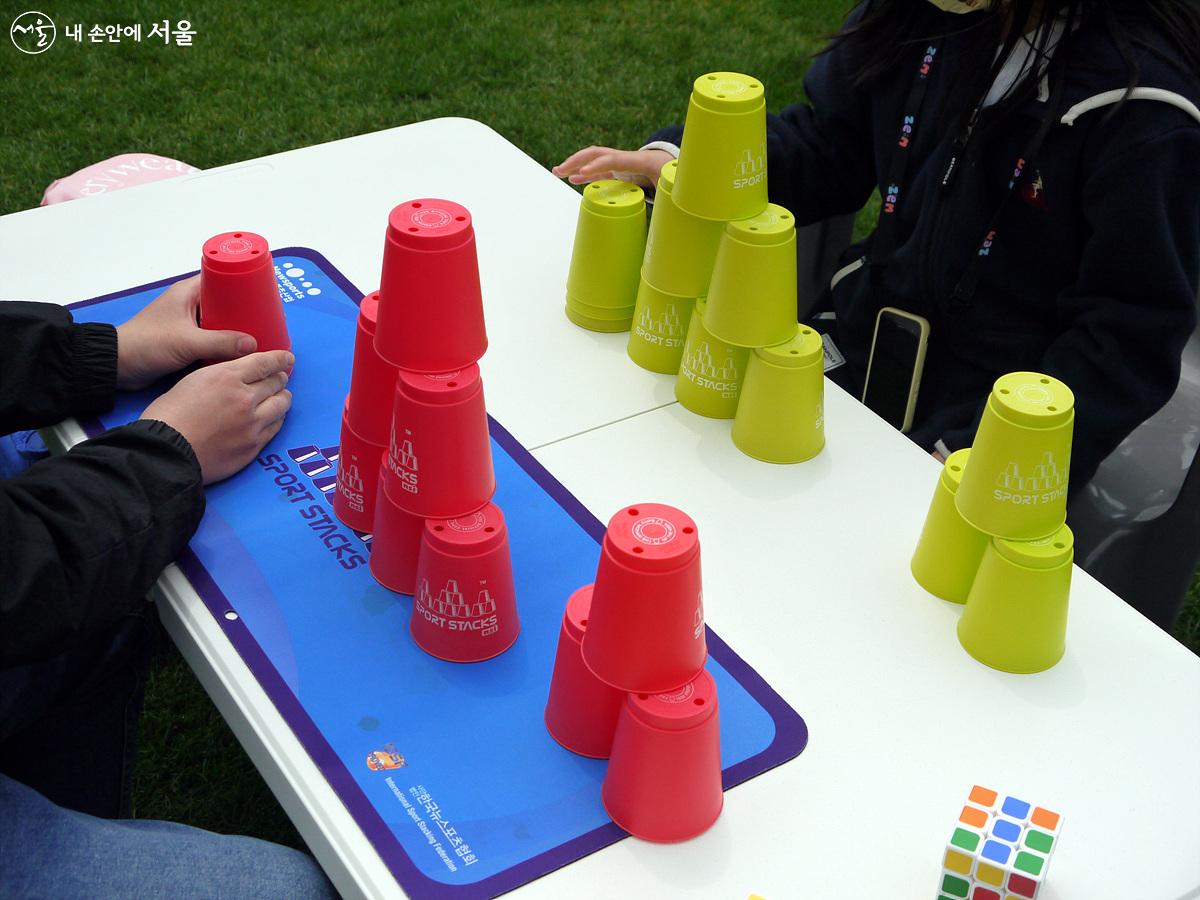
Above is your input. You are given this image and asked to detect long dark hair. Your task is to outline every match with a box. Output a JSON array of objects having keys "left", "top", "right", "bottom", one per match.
[{"left": 826, "top": 0, "right": 1200, "bottom": 124}]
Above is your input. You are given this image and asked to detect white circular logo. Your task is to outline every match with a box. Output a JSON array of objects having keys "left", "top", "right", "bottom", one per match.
[
  {"left": 410, "top": 208, "right": 453, "bottom": 229},
  {"left": 1015, "top": 383, "right": 1053, "bottom": 404},
  {"left": 218, "top": 237, "right": 254, "bottom": 255},
  {"left": 591, "top": 182, "right": 634, "bottom": 203},
  {"left": 424, "top": 370, "right": 461, "bottom": 381},
  {"left": 447, "top": 512, "right": 487, "bottom": 533},
  {"left": 630, "top": 516, "right": 677, "bottom": 546},
  {"left": 10, "top": 11, "right": 55, "bottom": 54},
  {"left": 655, "top": 682, "right": 695, "bottom": 704},
  {"left": 712, "top": 78, "right": 747, "bottom": 96}
]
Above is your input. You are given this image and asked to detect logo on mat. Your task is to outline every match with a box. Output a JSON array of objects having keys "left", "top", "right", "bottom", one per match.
[
  {"left": 10, "top": 11, "right": 55, "bottom": 54},
  {"left": 366, "top": 742, "right": 407, "bottom": 772},
  {"left": 286, "top": 443, "right": 373, "bottom": 545},
  {"left": 631, "top": 516, "right": 677, "bottom": 546}
]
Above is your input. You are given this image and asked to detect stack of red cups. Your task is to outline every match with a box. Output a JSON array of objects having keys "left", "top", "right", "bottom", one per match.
[
  {"left": 333, "top": 199, "right": 520, "bottom": 662},
  {"left": 544, "top": 503, "right": 723, "bottom": 843}
]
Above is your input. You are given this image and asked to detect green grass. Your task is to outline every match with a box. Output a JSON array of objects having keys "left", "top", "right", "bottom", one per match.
[{"left": 3, "top": 0, "right": 1197, "bottom": 854}]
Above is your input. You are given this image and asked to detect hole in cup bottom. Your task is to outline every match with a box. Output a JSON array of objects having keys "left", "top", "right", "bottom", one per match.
[
  {"left": 1000, "top": 389, "right": 1011, "bottom": 395},
  {"left": 434, "top": 525, "right": 445, "bottom": 532},
  {"left": 802, "top": 328, "right": 812, "bottom": 335},
  {"left": 951, "top": 465, "right": 962, "bottom": 472},
  {"left": 484, "top": 526, "right": 495, "bottom": 533},
  {"left": 251, "top": 250, "right": 260, "bottom": 255},
  {"left": 1054, "top": 542, "right": 1065, "bottom": 549},
  {"left": 233, "top": 232, "right": 242, "bottom": 238},
  {"left": 408, "top": 227, "right": 419, "bottom": 232},
  {"left": 1047, "top": 406, "right": 1057, "bottom": 412},
  {"left": 693, "top": 698, "right": 705, "bottom": 706},
  {"left": 455, "top": 215, "right": 465, "bottom": 221},
  {"left": 207, "top": 250, "right": 217, "bottom": 255},
  {"left": 581, "top": 618, "right": 588, "bottom": 627},
  {"left": 682, "top": 526, "right": 694, "bottom": 534},
  {"left": 413, "top": 202, "right": 422, "bottom": 208},
  {"left": 628, "top": 508, "right": 639, "bottom": 516},
  {"left": 447, "top": 381, "right": 458, "bottom": 388},
  {"left": 1040, "top": 378, "right": 1050, "bottom": 384},
  {"left": 638, "top": 693, "right": 649, "bottom": 700},
  {"left": 632, "top": 547, "right": 644, "bottom": 554},
  {"left": 706, "top": 75, "right": 716, "bottom": 80},
  {"left": 790, "top": 350, "right": 800, "bottom": 355}
]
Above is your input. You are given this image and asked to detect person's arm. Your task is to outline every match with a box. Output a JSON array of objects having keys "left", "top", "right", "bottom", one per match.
[
  {"left": 0, "top": 302, "right": 118, "bottom": 433},
  {"left": 0, "top": 421, "right": 204, "bottom": 666},
  {"left": 937, "top": 118, "right": 1200, "bottom": 491}
]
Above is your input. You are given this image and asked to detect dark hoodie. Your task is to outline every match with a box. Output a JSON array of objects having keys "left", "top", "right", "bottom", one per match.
[{"left": 651, "top": 3, "right": 1200, "bottom": 493}]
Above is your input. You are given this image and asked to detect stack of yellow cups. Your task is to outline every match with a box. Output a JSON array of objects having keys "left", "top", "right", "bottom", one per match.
[
  {"left": 910, "top": 372, "right": 1076, "bottom": 674},
  {"left": 565, "top": 181, "right": 648, "bottom": 333}
]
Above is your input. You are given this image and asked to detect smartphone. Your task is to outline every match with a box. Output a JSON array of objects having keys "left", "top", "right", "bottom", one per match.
[{"left": 861, "top": 307, "right": 930, "bottom": 433}]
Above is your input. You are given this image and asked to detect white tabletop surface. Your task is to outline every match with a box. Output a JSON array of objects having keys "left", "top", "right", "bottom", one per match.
[{"left": 5, "top": 118, "right": 1199, "bottom": 900}]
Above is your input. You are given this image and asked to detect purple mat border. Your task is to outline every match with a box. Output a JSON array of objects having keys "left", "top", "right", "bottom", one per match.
[{"left": 67, "top": 248, "right": 809, "bottom": 899}]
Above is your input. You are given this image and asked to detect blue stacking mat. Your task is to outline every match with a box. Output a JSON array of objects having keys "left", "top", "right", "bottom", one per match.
[{"left": 69, "top": 248, "right": 808, "bottom": 898}]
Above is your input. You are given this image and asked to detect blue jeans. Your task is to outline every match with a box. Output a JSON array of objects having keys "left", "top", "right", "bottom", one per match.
[{"left": 0, "top": 773, "right": 336, "bottom": 899}]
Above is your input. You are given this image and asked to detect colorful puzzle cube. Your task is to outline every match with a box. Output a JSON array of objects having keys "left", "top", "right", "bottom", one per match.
[{"left": 938, "top": 785, "right": 1062, "bottom": 900}]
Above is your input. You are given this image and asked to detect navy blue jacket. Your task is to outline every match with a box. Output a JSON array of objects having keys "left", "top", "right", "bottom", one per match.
[{"left": 653, "top": 6, "right": 1200, "bottom": 492}]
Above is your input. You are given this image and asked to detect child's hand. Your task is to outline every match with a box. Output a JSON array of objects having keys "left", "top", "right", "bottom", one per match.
[
  {"left": 116, "top": 275, "right": 256, "bottom": 390},
  {"left": 552, "top": 146, "right": 674, "bottom": 190},
  {"left": 141, "top": 350, "right": 294, "bottom": 484}
]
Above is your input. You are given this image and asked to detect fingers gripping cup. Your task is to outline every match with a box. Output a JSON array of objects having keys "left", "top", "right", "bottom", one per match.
[
  {"left": 582, "top": 504, "right": 706, "bottom": 694},
  {"left": 731, "top": 325, "right": 825, "bottom": 464},
  {"left": 387, "top": 366, "right": 495, "bottom": 519},
  {"left": 375, "top": 199, "right": 487, "bottom": 373},
  {"left": 544, "top": 585, "right": 626, "bottom": 758},
  {"left": 703, "top": 204, "right": 799, "bottom": 349},
  {"left": 675, "top": 297, "right": 751, "bottom": 419},
  {"left": 627, "top": 278, "right": 694, "bottom": 375},
  {"left": 641, "top": 160, "right": 725, "bottom": 298},
  {"left": 954, "top": 373, "right": 1075, "bottom": 541},
  {"left": 334, "top": 410, "right": 389, "bottom": 534},
  {"left": 601, "top": 670, "right": 723, "bottom": 843},
  {"left": 346, "top": 291, "right": 399, "bottom": 446},
  {"left": 957, "top": 525, "right": 1074, "bottom": 674},
  {"left": 370, "top": 458, "right": 426, "bottom": 595},
  {"left": 910, "top": 449, "right": 990, "bottom": 604},
  {"left": 199, "top": 231, "right": 290, "bottom": 354},
  {"left": 565, "top": 180, "right": 647, "bottom": 328},
  {"left": 411, "top": 504, "right": 520, "bottom": 663},
  {"left": 672, "top": 72, "right": 768, "bottom": 222}
]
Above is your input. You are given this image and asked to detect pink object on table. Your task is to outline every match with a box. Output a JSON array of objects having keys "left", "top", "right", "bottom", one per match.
[{"left": 40, "top": 153, "right": 198, "bottom": 205}]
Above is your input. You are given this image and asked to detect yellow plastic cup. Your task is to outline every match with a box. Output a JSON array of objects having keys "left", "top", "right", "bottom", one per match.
[
  {"left": 731, "top": 325, "right": 825, "bottom": 463},
  {"left": 955, "top": 372, "right": 1075, "bottom": 541},
  {"left": 957, "top": 524, "right": 1074, "bottom": 674},
  {"left": 672, "top": 72, "right": 769, "bottom": 222},
  {"left": 642, "top": 160, "right": 726, "bottom": 298},
  {"left": 627, "top": 276, "right": 694, "bottom": 374},
  {"left": 565, "top": 180, "right": 648, "bottom": 314},
  {"left": 910, "top": 448, "right": 990, "bottom": 604},
  {"left": 703, "top": 204, "right": 798, "bottom": 349},
  {"left": 565, "top": 303, "right": 633, "bottom": 333},
  {"left": 675, "top": 296, "right": 750, "bottom": 418}
]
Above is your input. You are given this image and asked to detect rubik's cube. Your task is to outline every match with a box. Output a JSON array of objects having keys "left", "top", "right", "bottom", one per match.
[{"left": 939, "top": 785, "right": 1063, "bottom": 900}]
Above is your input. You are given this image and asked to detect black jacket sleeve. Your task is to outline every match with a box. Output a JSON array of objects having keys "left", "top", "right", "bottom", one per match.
[
  {"left": 0, "top": 301, "right": 118, "bottom": 432},
  {"left": 1, "top": 301, "right": 206, "bottom": 666}
]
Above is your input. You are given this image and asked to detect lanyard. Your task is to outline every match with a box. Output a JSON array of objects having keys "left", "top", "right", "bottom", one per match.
[
  {"left": 949, "top": 67, "right": 1067, "bottom": 310},
  {"left": 870, "top": 41, "right": 942, "bottom": 277}
]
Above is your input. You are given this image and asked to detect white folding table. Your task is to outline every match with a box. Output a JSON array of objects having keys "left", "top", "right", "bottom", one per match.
[{"left": 3, "top": 118, "right": 1197, "bottom": 900}]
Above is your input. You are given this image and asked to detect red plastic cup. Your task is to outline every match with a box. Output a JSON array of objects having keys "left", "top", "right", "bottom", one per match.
[
  {"left": 602, "top": 669, "right": 723, "bottom": 843},
  {"left": 410, "top": 503, "right": 519, "bottom": 662},
  {"left": 385, "top": 365, "right": 495, "bottom": 519},
  {"left": 369, "top": 455, "right": 425, "bottom": 594},
  {"left": 581, "top": 503, "right": 706, "bottom": 693},
  {"left": 544, "top": 585, "right": 627, "bottom": 758},
  {"left": 333, "top": 407, "right": 387, "bottom": 534},
  {"left": 199, "top": 231, "right": 290, "bottom": 353},
  {"left": 374, "top": 199, "right": 487, "bottom": 373},
  {"left": 346, "top": 290, "right": 399, "bottom": 446}
]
